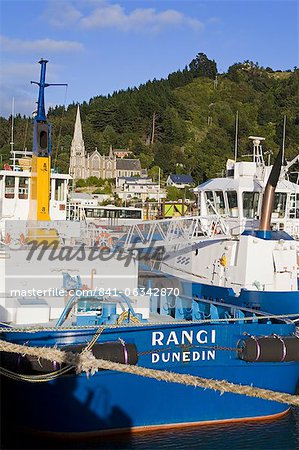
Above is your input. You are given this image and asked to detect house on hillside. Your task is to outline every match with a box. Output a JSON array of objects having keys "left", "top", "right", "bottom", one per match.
[
  {"left": 116, "top": 176, "right": 166, "bottom": 203},
  {"left": 166, "top": 174, "right": 194, "bottom": 189},
  {"left": 116, "top": 159, "right": 142, "bottom": 178},
  {"left": 113, "top": 148, "right": 132, "bottom": 158}
]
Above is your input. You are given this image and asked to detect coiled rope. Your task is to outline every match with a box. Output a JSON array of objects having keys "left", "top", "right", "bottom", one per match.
[{"left": 0, "top": 339, "right": 299, "bottom": 406}]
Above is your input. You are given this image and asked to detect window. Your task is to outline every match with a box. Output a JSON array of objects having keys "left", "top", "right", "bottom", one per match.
[
  {"left": 124, "top": 209, "right": 142, "bottom": 219},
  {"left": 205, "top": 191, "right": 215, "bottom": 214},
  {"left": 243, "top": 192, "right": 259, "bottom": 219},
  {"left": 296, "top": 194, "right": 299, "bottom": 219},
  {"left": 273, "top": 193, "right": 287, "bottom": 218},
  {"left": 39, "top": 130, "right": 48, "bottom": 150},
  {"left": 107, "top": 209, "right": 116, "bottom": 219},
  {"left": 92, "top": 209, "right": 100, "bottom": 218},
  {"left": 215, "top": 191, "right": 225, "bottom": 215},
  {"left": 5, "top": 176, "right": 15, "bottom": 199},
  {"left": 85, "top": 209, "right": 94, "bottom": 218},
  {"left": 226, "top": 191, "right": 238, "bottom": 217},
  {"left": 18, "top": 177, "right": 29, "bottom": 199},
  {"left": 55, "top": 179, "right": 65, "bottom": 201},
  {"left": 119, "top": 209, "right": 142, "bottom": 219},
  {"left": 89, "top": 208, "right": 107, "bottom": 219}
]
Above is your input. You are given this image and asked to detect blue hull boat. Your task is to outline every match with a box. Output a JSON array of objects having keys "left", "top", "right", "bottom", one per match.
[{"left": 1, "top": 317, "right": 299, "bottom": 434}]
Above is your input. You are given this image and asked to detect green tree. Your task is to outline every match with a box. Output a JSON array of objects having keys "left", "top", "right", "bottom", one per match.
[
  {"left": 76, "top": 179, "right": 86, "bottom": 188},
  {"left": 166, "top": 186, "right": 182, "bottom": 201},
  {"left": 148, "top": 166, "right": 163, "bottom": 181},
  {"left": 189, "top": 53, "right": 217, "bottom": 79}
]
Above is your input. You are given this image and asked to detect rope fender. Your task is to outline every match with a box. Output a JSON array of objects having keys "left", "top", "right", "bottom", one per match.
[{"left": 0, "top": 339, "right": 299, "bottom": 406}]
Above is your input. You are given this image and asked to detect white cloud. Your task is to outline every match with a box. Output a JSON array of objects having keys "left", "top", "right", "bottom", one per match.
[
  {"left": 80, "top": 4, "right": 203, "bottom": 32},
  {"left": 44, "top": 1, "right": 83, "bottom": 28},
  {"left": 45, "top": 1, "right": 203, "bottom": 32},
  {"left": 0, "top": 35, "right": 84, "bottom": 53}
]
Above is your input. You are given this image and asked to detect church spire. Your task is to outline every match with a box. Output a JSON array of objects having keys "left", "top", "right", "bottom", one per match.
[
  {"left": 71, "top": 105, "right": 85, "bottom": 155},
  {"left": 69, "top": 105, "right": 86, "bottom": 179}
]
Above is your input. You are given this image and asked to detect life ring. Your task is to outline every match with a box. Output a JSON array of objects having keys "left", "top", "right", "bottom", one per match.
[
  {"left": 95, "top": 231, "right": 113, "bottom": 250},
  {"left": 5, "top": 232, "right": 25, "bottom": 247}
]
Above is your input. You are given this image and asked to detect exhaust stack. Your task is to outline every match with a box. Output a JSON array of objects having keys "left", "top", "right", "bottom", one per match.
[{"left": 259, "top": 147, "right": 283, "bottom": 235}]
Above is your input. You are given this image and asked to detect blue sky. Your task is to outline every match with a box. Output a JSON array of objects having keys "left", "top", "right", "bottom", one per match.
[{"left": 0, "top": 0, "right": 298, "bottom": 117}]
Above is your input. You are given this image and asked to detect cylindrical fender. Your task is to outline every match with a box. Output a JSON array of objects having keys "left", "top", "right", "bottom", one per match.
[
  {"left": 238, "top": 335, "right": 299, "bottom": 362},
  {"left": 1, "top": 341, "right": 138, "bottom": 374}
]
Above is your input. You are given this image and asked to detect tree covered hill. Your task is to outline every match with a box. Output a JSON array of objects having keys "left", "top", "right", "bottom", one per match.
[{"left": 0, "top": 53, "right": 298, "bottom": 183}]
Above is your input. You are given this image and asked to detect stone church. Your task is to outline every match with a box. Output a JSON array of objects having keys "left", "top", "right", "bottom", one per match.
[{"left": 69, "top": 106, "right": 142, "bottom": 180}]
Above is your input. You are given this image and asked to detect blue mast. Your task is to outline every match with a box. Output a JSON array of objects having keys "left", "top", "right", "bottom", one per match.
[
  {"left": 33, "top": 58, "right": 49, "bottom": 122},
  {"left": 30, "top": 59, "right": 67, "bottom": 156},
  {"left": 28, "top": 59, "right": 67, "bottom": 222}
]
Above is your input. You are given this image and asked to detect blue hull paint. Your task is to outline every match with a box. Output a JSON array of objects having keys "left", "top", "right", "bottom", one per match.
[
  {"left": 2, "top": 365, "right": 296, "bottom": 433},
  {"left": 1, "top": 322, "right": 299, "bottom": 433},
  {"left": 141, "top": 264, "right": 299, "bottom": 316},
  {"left": 186, "top": 279, "right": 299, "bottom": 316}
]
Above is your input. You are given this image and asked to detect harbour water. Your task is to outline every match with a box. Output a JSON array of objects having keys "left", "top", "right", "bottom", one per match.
[{"left": 2, "top": 407, "right": 299, "bottom": 450}]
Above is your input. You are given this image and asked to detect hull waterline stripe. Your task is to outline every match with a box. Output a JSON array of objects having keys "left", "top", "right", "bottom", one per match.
[{"left": 20, "top": 408, "right": 291, "bottom": 440}]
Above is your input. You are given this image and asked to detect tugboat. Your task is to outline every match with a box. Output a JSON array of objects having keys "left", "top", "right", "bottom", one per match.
[
  {"left": 194, "top": 136, "right": 299, "bottom": 239},
  {"left": 0, "top": 60, "right": 299, "bottom": 437},
  {"left": 150, "top": 142, "right": 299, "bottom": 316}
]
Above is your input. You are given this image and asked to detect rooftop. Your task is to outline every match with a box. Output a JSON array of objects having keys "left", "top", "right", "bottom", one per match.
[
  {"left": 168, "top": 174, "right": 194, "bottom": 184},
  {"left": 116, "top": 159, "right": 142, "bottom": 171}
]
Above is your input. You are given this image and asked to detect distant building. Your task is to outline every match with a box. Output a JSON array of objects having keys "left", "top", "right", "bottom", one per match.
[
  {"left": 116, "top": 177, "right": 166, "bottom": 203},
  {"left": 116, "top": 159, "right": 142, "bottom": 178},
  {"left": 69, "top": 106, "right": 142, "bottom": 180},
  {"left": 166, "top": 174, "right": 194, "bottom": 189},
  {"left": 69, "top": 192, "right": 111, "bottom": 206},
  {"left": 113, "top": 149, "right": 132, "bottom": 159}
]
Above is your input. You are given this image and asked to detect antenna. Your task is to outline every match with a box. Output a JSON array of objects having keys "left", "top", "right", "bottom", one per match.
[
  {"left": 248, "top": 136, "right": 265, "bottom": 166},
  {"left": 282, "top": 115, "right": 286, "bottom": 164},
  {"left": 234, "top": 110, "right": 239, "bottom": 162},
  {"left": 10, "top": 97, "right": 15, "bottom": 169}
]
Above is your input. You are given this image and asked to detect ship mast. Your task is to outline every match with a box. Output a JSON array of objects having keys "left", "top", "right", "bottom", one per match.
[
  {"left": 29, "top": 59, "right": 67, "bottom": 221},
  {"left": 10, "top": 97, "right": 15, "bottom": 170}
]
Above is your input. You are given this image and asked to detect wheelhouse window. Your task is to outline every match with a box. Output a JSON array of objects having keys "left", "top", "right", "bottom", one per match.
[
  {"left": 84, "top": 208, "right": 142, "bottom": 220},
  {"left": 243, "top": 192, "right": 259, "bottom": 219},
  {"left": 226, "top": 191, "right": 238, "bottom": 217},
  {"left": 18, "top": 177, "right": 29, "bottom": 199},
  {"left": 85, "top": 208, "right": 94, "bottom": 218},
  {"left": 215, "top": 191, "right": 225, "bottom": 215},
  {"left": 55, "top": 179, "right": 65, "bottom": 201},
  {"left": 205, "top": 191, "right": 215, "bottom": 214},
  {"left": 124, "top": 209, "right": 142, "bottom": 219},
  {"left": 5, "top": 176, "right": 15, "bottom": 199},
  {"left": 107, "top": 209, "right": 117, "bottom": 219},
  {"left": 273, "top": 193, "right": 287, "bottom": 218},
  {"left": 92, "top": 209, "right": 100, "bottom": 219}
]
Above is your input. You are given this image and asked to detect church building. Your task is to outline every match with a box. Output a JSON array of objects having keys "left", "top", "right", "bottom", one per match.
[{"left": 69, "top": 106, "right": 142, "bottom": 180}]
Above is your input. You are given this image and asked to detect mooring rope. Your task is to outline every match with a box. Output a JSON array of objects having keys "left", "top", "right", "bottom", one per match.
[
  {"left": 0, "top": 339, "right": 299, "bottom": 406},
  {"left": 0, "top": 312, "right": 298, "bottom": 334}
]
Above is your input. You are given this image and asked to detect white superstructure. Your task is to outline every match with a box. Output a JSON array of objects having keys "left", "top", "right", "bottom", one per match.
[
  {"left": 194, "top": 137, "right": 299, "bottom": 238},
  {"left": 0, "top": 170, "right": 70, "bottom": 221}
]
